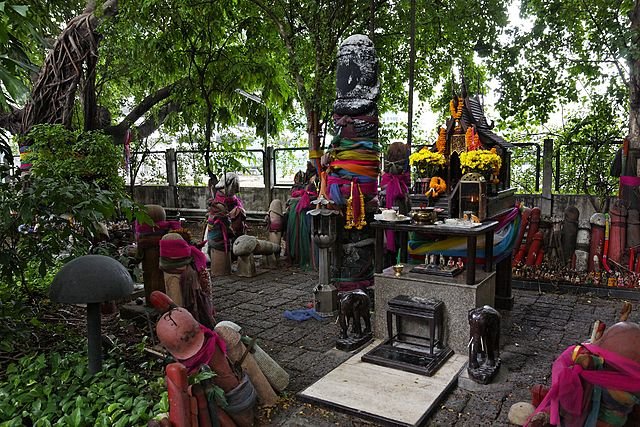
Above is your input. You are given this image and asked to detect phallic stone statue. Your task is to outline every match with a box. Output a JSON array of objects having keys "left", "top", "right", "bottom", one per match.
[
  {"left": 468, "top": 305, "right": 501, "bottom": 384},
  {"left": 232, "top": 235, "right": 280, "bottom": 278}
]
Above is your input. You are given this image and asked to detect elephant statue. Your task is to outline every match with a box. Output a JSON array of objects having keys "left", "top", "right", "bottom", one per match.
[
  {"left": 337, "top": 290, "right": 372, "bottom": 340},
  {"left": 468, "top": 305, "right": 501, "bottom": 384}
]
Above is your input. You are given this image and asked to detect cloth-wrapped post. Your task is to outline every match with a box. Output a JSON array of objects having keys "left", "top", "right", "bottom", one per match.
[
  {"left": 609, "top": 199, "right": 627, "bottom": 264},
  {"left": 264, "top": 200, "right": 284, "bottom": 268},
  {"left": 215, "top": 325, "right": 279, "bottom": 407},
  {"left": 136, "top": 204, "right": 182, "bottom": 304},
  {"left": 208, "top": 202, "right": 232, "bottom": 277}
]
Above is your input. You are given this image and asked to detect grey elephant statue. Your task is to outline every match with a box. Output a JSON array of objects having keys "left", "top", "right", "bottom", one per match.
[
  {"left": 337, "top": 290, "right": 372, "bottom": 342},
  {"left": 468, "top": 305, "right": 501, "bottom": 384}
]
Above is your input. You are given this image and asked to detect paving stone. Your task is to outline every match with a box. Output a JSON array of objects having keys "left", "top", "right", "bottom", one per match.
[{"left": 206, "top": 264, "right": 639, "bottom": 426}]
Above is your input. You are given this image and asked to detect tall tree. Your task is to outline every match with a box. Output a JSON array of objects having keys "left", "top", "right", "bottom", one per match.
[{"left": 250, "top": 0, "right": 371, "bottom": 159}]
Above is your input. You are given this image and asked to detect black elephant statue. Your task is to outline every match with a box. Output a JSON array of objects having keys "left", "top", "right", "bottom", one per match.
[
  {"left": 468, "top": 305, "right": 501, "bottom": 384},
  {"left": 338, "top": 290, "right": 372, "bottom": 340}
]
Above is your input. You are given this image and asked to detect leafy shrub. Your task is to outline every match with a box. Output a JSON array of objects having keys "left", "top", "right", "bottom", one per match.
[
  {"left": 0, "top": 125, "right": 147, "bottom": 291},
  {"left": 0, "top": 351, "right": 167, "bottom": 427}
]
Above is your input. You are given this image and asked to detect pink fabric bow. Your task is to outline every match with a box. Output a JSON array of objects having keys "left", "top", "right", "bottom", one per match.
[
  {"left": 159, "top": 238, "right": 208, "bottom": 272},
  {"left": 529, "top": 343, "right": 640, "bottom": 427},
  {"left": 180, "top": 325, "right": 227, "bottom": 375}
]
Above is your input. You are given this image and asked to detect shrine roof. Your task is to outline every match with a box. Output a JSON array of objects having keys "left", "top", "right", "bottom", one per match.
[{"left": 461, "top": 96, "right": 513, "bottom": 149}]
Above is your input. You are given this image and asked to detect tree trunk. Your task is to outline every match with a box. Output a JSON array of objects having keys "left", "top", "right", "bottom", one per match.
[
  {"left": 628, "top": 1, "right": 640, "bottom": 154},
  {"left": 624, "top": 1, "right": 640, "bottom": 209},
  {"left": 307, "top": 109, "right": 321, "bottom": 175}
]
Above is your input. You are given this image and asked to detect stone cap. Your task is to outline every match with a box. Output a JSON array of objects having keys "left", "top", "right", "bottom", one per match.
[{"left": 50, "top": 255, "right": 134, "bottom": 304}]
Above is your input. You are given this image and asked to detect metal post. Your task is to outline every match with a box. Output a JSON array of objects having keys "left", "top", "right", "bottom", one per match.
[
  {"left": 87, "top": 303, "right": 102, "bottom": 374},
  {"left": 165, "top": 148, "right": 178, "bottom": 208},
  {"left": 264, "top": 146, "right": 273, "bottom": 206},
  {"left": 407, "top": 0, "right": 416, "bottom": 150},
  {"left": 542, "top": 138, "right": 554, "bottom": 217}
]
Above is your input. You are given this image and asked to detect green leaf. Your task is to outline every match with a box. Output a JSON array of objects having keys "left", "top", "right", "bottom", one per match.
[{"left": 10, "top": 5, "right": 27, "bottom": 16}]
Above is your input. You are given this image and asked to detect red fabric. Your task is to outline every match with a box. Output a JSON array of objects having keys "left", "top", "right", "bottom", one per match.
[
  {"left": 135, "top": 220, "right": 182, "bottom": 238},
  {"left": 528, "top": 343, "right": 640, "bottom": 427},
  {"left": 326, "top": 176, "right": 377, "bottom": 196},
  {"left": 159, "top": 238, "right": 207, "bottom": 272},
  {"left": 336, "top": 280, "right": 373, "bottom": 292},
  {"left": 620, "top": 175, "right": 640, "bottom": 187},
  {"left": 179, "top": 326, "right": 227, "bottom": 376},
  {"left": 291, "top": 189, "right": 318, "bottom": 213},
  {"left": 381, "top": 172, "right": 411, "bottom": 252},
  {"left": 214, "top": 193, "right": 244, "bottom": 210}
]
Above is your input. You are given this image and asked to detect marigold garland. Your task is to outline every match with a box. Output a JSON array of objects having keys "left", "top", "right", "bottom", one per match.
[
  {"left": 344, "top": 182, "right": 366, "bottom": 230},
  {"left": 436, "top": 128, "right": 446, "bottom": 154},
  {"left": 426, "top": 176, "right": 447, "bottom": 197},
  {"left": 465, "top": 126, "right": 481, "bottom": 151},
  {"left": 449, "top": 97, "right": 464, "bottom": 119}
]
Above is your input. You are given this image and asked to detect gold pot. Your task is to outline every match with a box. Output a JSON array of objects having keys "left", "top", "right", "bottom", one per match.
[{"left": 411, "top": 208, "right": 437, "bottom": 225}]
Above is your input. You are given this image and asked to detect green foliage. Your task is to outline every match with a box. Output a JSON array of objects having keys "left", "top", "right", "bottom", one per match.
[
  {"left": 489, "top": 0, "right": 630, "bottom": 127},
  {"left": 0, "top": 125, "right": 144, "bottom": 291},
  {"left": 554, "top": 97, "right": 623, "bottom": 199},
  {"left": 0, "top": 351, "right": 167, "bottom": 426},
  {"left": 26, "top": 124, "right": 125, "bottom": 192}
]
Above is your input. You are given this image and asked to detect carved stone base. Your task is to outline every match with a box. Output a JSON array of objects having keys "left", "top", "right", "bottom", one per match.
[
  {"left": 467, "top": 358, "right": 501, "bottom": 385},
  {"left": 264, "top": 232, "right": 282, "bottom": 268},
  {"left": 336, "top": 333, "right": 373, "bottom": 352},
  {"left": 236, "top": 255, "right": 256, "bottom": 277}
]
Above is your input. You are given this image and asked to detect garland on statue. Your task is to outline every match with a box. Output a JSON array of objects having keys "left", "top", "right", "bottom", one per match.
[{"left": 344, "top": 180, "right": 366, "bottom": 230}]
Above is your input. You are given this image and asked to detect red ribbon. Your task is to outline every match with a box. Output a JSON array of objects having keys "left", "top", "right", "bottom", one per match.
[
  {"left": 159, "top": 238, "right": 207, "bottom": 272},
  {"left": 179, "top": 326, "right": 227, "bottom": 375}
]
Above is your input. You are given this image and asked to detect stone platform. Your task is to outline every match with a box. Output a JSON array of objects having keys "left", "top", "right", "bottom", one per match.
[
  {"left": 299, "top": 341, "right": 466, "bottom": 426},
  {"left": 374, "top": 264, "right": 496, "bottom": 354}
]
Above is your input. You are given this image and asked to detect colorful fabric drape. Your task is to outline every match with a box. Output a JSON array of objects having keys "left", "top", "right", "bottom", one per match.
[
  {"left": 529, "top": 343, "right": 640, "bottom": 427},
  {"left": 407, "top": 207, "right": 520, "bottom": 262},
  {"left": 207, "top": 216, "right": 230, "bottom": 253},
  {"left": 291, "top": 189, "right": 318, "bottom": 213},
  {"left": 381, "top": 172, "right": 411, "bottom": 252},
  {"left": 159, "top": 237, "right": 207, "bottom": 272},
  {"left": 330, "top": 159, "right": 379, "bottom": 178},
  {"left": 135, "top": 220, "right": 182, "bottom": 240},
  {"left": 285, "top": 198, "right": 314, "bottom": 269}
]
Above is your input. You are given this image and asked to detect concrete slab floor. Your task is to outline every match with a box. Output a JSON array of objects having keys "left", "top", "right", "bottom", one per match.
[{"left": 210, "top": 262, "right": 636, "bottom": 426}]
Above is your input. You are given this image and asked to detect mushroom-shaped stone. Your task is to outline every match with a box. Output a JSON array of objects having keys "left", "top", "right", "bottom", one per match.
[{"left": 50, "top": 255, "right": 133, "bottom": 374}]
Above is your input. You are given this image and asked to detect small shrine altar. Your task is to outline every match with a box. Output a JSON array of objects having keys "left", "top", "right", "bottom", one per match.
[{"left": 408, "top": 81, "right": 515, "bottom": 221}]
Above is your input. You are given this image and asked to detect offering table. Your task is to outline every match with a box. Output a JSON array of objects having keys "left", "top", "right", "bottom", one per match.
[{"left": 371, "top": 220, "right": 499, "bottom": 286}]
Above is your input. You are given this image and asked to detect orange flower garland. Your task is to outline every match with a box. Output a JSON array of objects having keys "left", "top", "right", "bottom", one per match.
[
  {"left": 436, "top": 128, "right": 446, "bottom": 154},
  {"left": 465, "top": 126, "right": 481, "bottom": 151},
  {"left": 426, "top": 176, "right": 447, "bottom": 197},
  {"left": 449, "top": 97, "right": 464, "bottom": 119}
]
